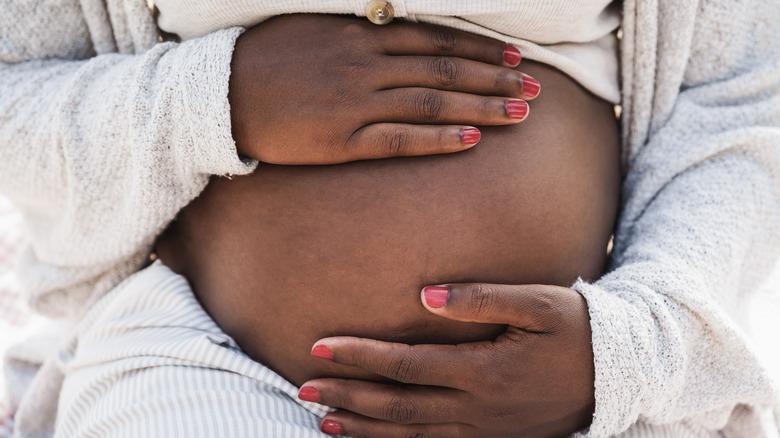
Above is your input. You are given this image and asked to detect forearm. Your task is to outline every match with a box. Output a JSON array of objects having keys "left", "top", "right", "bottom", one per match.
[
  {"left": 575, "top": 149, "right": 780, "bottom": 435},
  {"left": 1, "top": 25, "right": 255, "bottom": 316},
  {"left": 571, "top": 1, "right": 780, "bottom": 433}
]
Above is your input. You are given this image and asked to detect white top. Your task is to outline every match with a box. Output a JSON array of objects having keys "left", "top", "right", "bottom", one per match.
[
  {"left": 1, "top": 0, "right": 780, "bottom": 436},
  {"left": 154, "top": 0, "right": 622, "bottom": 103}
]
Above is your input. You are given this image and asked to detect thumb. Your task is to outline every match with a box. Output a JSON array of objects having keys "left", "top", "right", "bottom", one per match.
[{"left": 420, "top": 283, "right": 576, "bottom": 331}]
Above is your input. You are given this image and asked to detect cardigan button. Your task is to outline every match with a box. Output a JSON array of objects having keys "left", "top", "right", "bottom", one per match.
[{"left": 365, "top": 1, "right": 394, "bottom": 25}]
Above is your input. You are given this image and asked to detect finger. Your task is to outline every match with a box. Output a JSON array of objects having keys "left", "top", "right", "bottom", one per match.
[
  {"left": 377, "top": 56, "right": 541, "bottom": 100},
  {"left": 346, "top": 124, "right": 480, "bottom": 160},
  {"left": 298, "top": 379, "right": 465, "bottom": 424},
  {"left": 318, "top": 411, "right": 473, "bottom": 438},
  {"left": 421, "top": 283, "right": 580, "bottom": 331},
  {"left": 309, "top": 337, "right": 488, "bottom": 387},
  {"left": 372, "top": 88, "right": 529, "bottom": 125},
  {"left": 380, "top": 22, "right": 522, "bottom": 68}
]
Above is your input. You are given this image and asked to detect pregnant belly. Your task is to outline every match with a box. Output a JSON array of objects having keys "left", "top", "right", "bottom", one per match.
[{"left": 156, "top": 61, "right": 620, "bottom": 386}]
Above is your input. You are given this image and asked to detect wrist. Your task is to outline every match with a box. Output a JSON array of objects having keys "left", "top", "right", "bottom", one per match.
[{"left": 228, "top": 29, "right": 254, "bottom": 160}]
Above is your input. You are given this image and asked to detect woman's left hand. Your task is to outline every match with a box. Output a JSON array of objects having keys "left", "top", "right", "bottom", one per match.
[{"left": 300, "top": 283, "right": 596, "bottom": 438}]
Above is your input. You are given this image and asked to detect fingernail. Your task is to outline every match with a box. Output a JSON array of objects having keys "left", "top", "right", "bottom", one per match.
[
  {"left": 461, "top": 127, "right": 481, "bottom": 147},
  {"left": 522, "top": 75, "right": 541, "bottom": 99},
  {"left": 321, "top": 419, "right": 343, "bottom": 435},
  {"left": 298, "top": 386, "right": 321, "bottom": 403},
  {"left": 506, "top": 99, "right": 529, "bottom": 120},
  {"left": 423, "top": 285, "right": 450, "bottom": 308},
  {"left": 503, "top": 44, "right": 522, "bottom": 67},
  {"left": 311, "top": 344, "right": 334, "bottom": 360}
]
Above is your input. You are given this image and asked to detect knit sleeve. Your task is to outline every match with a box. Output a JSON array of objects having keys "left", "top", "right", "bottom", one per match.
[
  {"left": 0, "top": 1, "right": 255, "bottom": 317},
  {"left": 572, "top": 1, "right": 780, "bottom": 435}
]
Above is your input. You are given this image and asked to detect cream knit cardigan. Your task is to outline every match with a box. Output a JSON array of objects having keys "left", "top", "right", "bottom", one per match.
[{"left": 1, "top": 0, "right": 779, "bottom": 436}]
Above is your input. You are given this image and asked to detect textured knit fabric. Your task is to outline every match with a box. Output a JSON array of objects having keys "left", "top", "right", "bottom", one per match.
[
  {"left": 571, "top": 1, "right": 780, "bottom": 434},
  {"left": 153, "top": 0, "right": 622, "bottom": 103},
  {"left": 1, "top": 0, "right": 779, "bottom": 437},
  {"left": 0, "top": 2, "right": 255, "bottom": 320}
]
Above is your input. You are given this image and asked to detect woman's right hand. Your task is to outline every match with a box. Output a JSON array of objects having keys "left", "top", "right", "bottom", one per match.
[{"left": 229, "top": 14, "right": 541, "bottom": 165}]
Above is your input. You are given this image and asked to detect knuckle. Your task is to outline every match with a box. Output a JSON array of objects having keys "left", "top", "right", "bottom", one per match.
[
  {"left": 428, "top": 57, "right": 460, "bottom": 87},
  {"left": 495, "top": 70, "right": 520, "bottom": 91},
  {"left": 330, "top": 385, "right": 353, "bottom": 409},
  {"left": 530, "top": 288, "right": 570, "bottom": 331},
  {"left": 385, "top": 396, "right": 418, "bottom": 424},
  {"left": 340, "top": 21, "right": 367, "bottom": 38},
  {"left": 331, "top": 85, "right": 363, "bottom": 106},
  {"left": 430, "top": 26, "right": 457, "bottom": 53},
  {"left": 415, "top": 90, "right": 444, "bottom": 121},
  {"left": 530, "top": 288, "right": 559, "bottom": 319},
  {"left": 384, "top": 349, "right": 421, "bottom": 383},
  {"left": 434, "top": 128, "right": 447, "bottom": 149},
  {"left": 382, "top": 127, "right": 412, "bottom": 156},
  {"left": 327, "top": 24, "right": 377, "bottom": 83},
  {"left": 339, "top": 22, "right": 379, "bottom": 52},
  {"left": 478, "top": 97, "right": 495, "bottom": 118},
  {"left": 332, "top": 52, "right": 374, "bottom": 80},
  {"left": 469, "top": 284, "right": 496, "bottom": 320}
]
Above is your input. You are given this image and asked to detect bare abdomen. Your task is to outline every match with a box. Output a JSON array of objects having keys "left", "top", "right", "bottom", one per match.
[{"left": 156, "top": 61, "right": 620, "bottom": 386}]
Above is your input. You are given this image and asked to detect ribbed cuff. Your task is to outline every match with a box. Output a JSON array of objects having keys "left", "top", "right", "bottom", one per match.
[
  {"left": 177, "top": 27, "right": 257, "bottom": 177},
  {"left": 571, "top": 278, "right": 652, "bottom": 437}
]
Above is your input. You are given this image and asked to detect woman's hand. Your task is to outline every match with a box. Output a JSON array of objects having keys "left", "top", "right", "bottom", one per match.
[
  {"left": 230, "top": 14, "right": 540, "bottom": 165},
  {"left": 299, "top": 283, "right": 595, "bottom": 438}
]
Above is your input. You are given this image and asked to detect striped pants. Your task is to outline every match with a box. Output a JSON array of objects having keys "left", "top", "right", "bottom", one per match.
[
  {"left": 56, "top": 262, "right": 329, "bottom": 437},
  {"left": 55, "top": 262, "right": 722, "bottom": 437}
]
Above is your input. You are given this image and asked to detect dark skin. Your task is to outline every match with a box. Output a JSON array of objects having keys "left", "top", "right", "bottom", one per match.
[
  {"left": 157, "top": 14, "right": 620, "bottom": 438},
  {"left": 228, "top": 15, "right": 541, "bottom": 165},
  {"left": 304, "top": 282, "right": 594, "bottom": 438}
]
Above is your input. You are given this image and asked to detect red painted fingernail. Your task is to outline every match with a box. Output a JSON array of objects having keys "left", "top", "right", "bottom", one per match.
[
  {"left": 503, "top": 44, "right": 522, "bottom": 67},
  {"left": 461, "top": 127, "right": 481, "bottom": 147},
  {"left": 298, "top": 386, "right": 321, "bottom": 403},
  {"left": 506, "top": 99, "right": 529, "bottom": 120},
  {"left": 311, "top": 345, "right": 334, "bottom": 360},
  {"left": 522, "top": 75, "right": 541, "bottom": 99},
  {"left": 321, "top": 419, "right": 343, "bottom": 435},
  {"left": 423, "top": 285, "right": 450, "bottom": 308}
]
